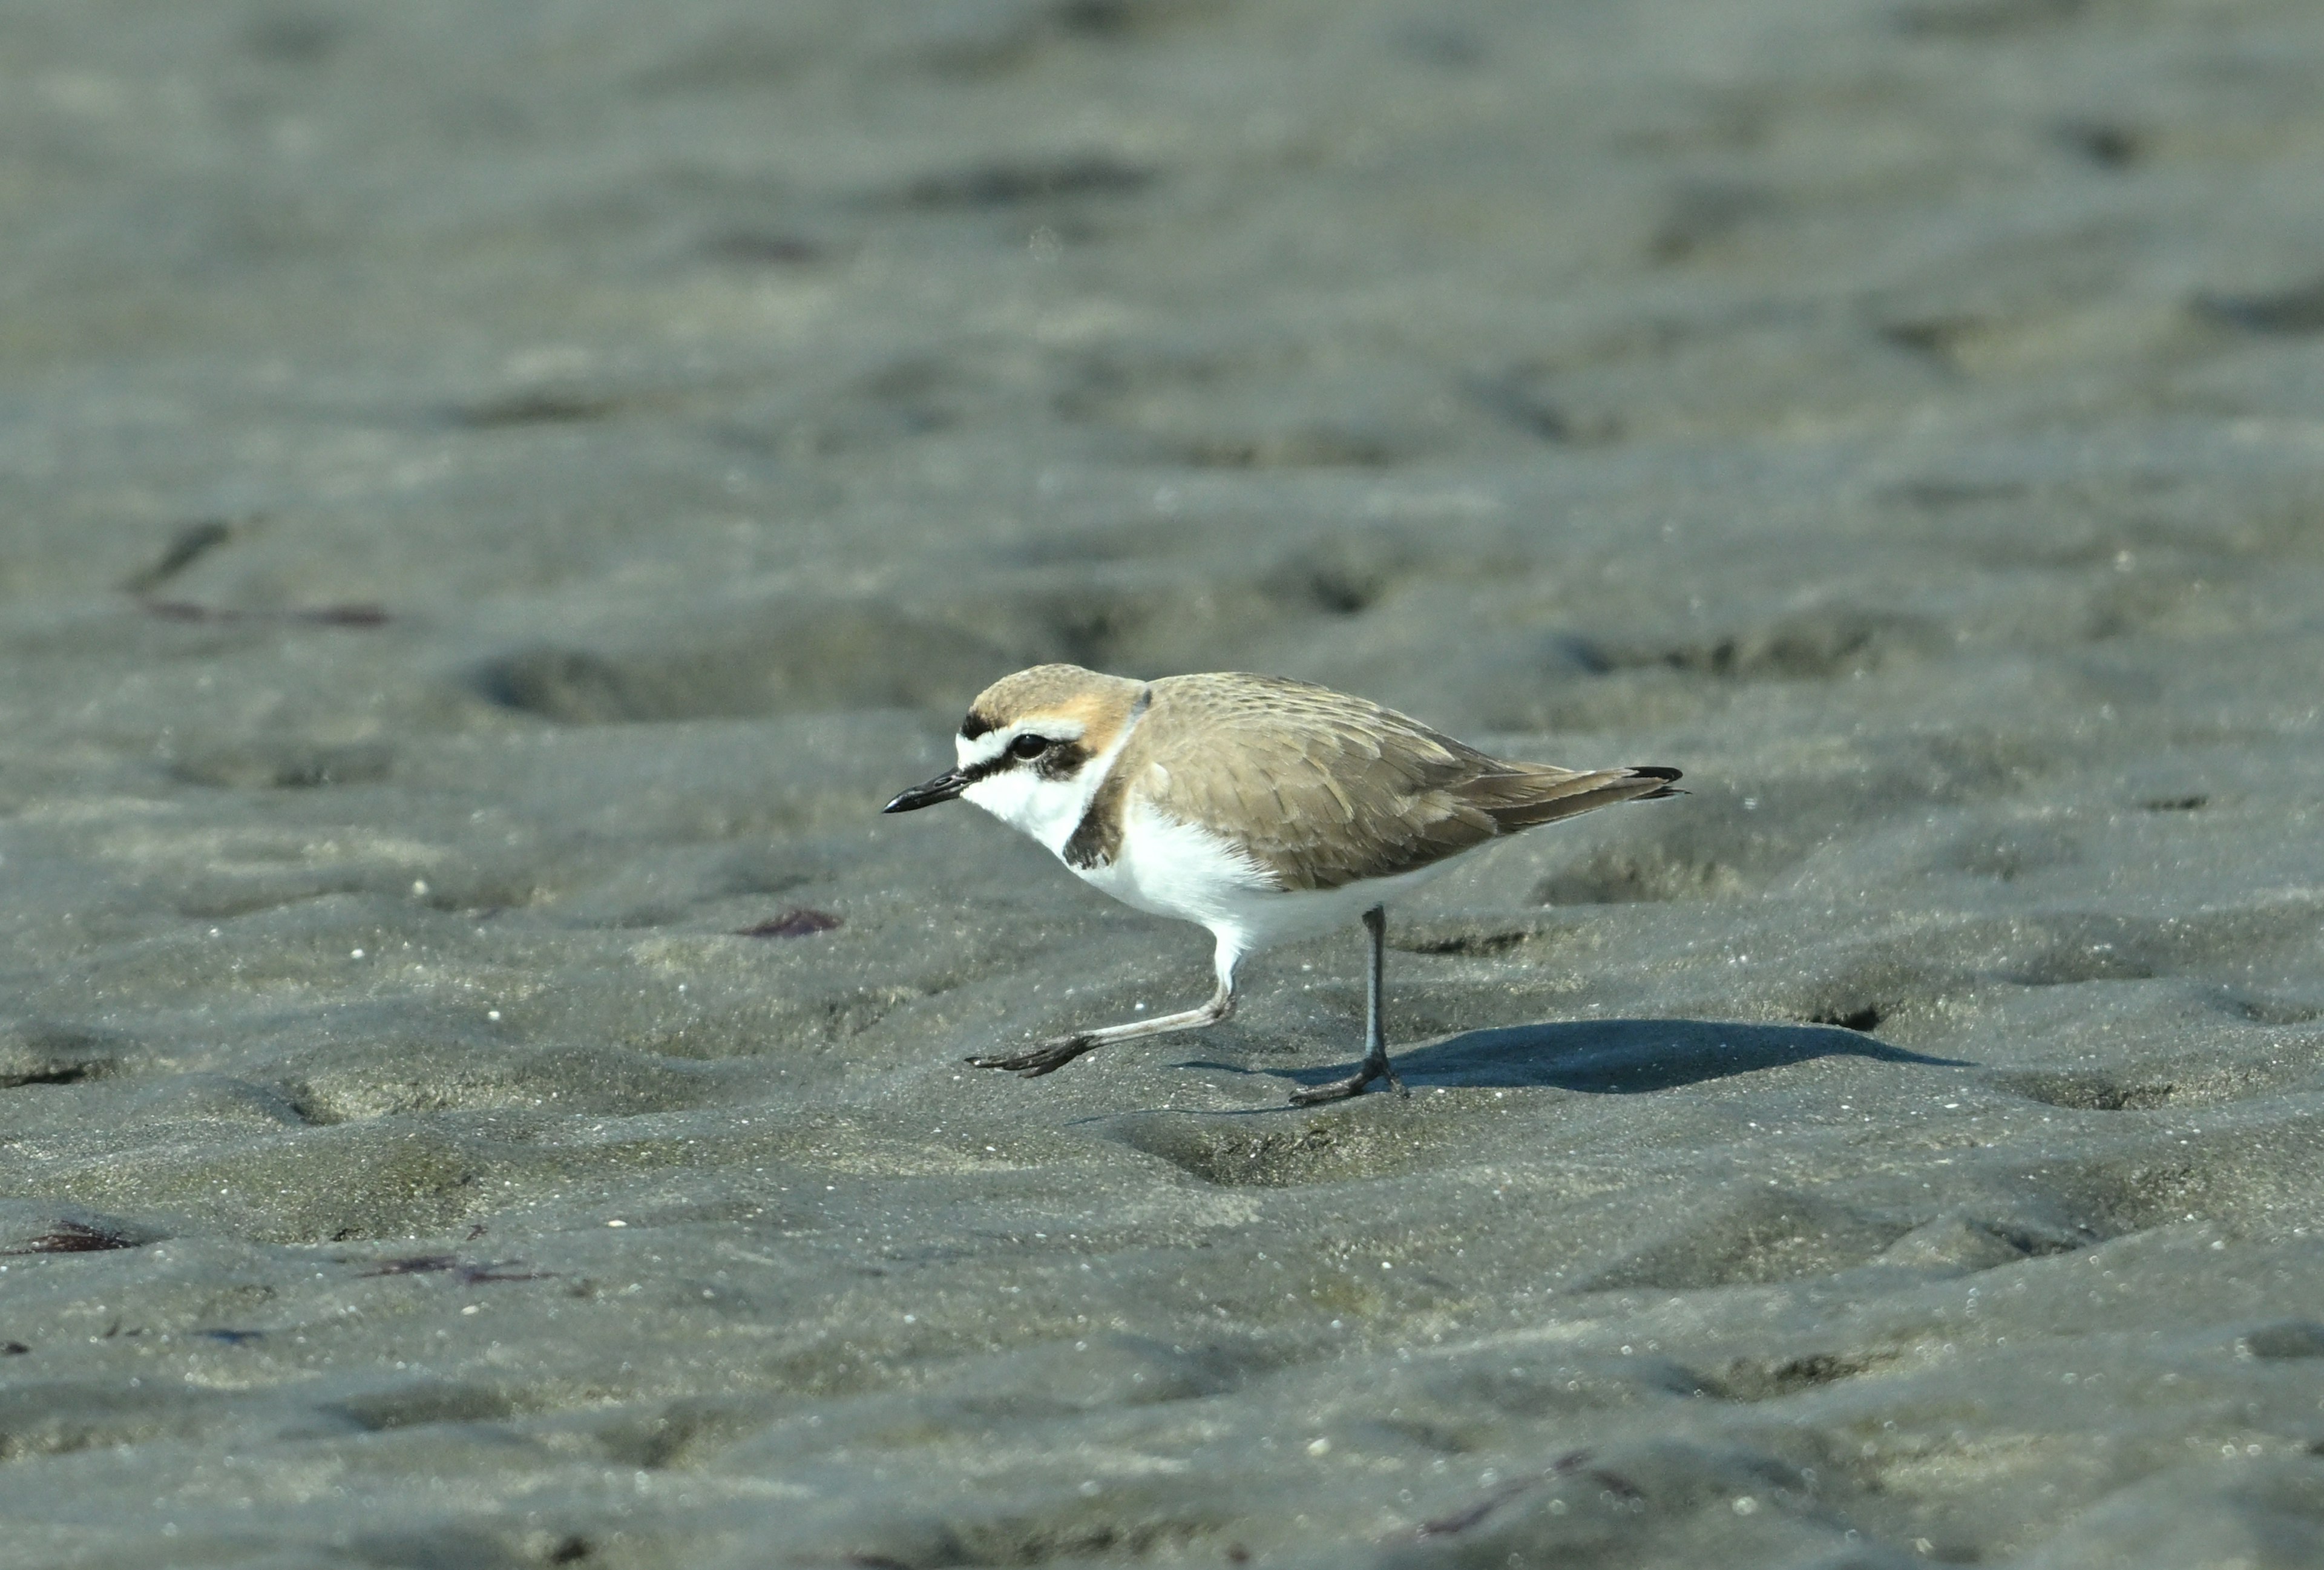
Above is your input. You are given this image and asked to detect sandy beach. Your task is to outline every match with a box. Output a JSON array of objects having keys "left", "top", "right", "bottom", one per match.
[{"left": 5, "top": 1, "right": 2324, "bottom": 1565}]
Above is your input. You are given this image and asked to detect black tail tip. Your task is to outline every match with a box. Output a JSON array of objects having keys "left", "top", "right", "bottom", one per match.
[{"left": 1632, "top": 764, "right": 1684, "bottom": 799}]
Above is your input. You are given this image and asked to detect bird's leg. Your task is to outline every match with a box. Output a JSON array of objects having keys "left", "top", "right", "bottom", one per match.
[
  {"left": 968, "top": 942, "right": 1241, "bottom": 1079},
  {"left": 1290, "top": 905, "right": 1408, "bottom": 1105},
  {"left": 1364, "top": 904, "right": 1406, "bottom": 1095}
]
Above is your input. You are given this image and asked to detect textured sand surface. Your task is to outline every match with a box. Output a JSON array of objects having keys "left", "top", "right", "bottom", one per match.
[{"left": 5, "top": 1, "right": 2324, "bottom": 1566}]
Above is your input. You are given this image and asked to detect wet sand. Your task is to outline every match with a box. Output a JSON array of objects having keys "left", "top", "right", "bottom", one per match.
[{"left": 5, "top": 1, "right": 2324, "bottom": 1565}]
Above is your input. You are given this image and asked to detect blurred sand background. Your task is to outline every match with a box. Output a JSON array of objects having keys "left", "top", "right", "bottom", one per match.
[{"left": 5, "top": 1, "right": 2324, "bottom": 1565}]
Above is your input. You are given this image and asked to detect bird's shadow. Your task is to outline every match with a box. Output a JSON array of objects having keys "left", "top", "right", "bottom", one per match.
[{"left": 1180, "top": 1018, "right": 1972, "bottom": 1096}]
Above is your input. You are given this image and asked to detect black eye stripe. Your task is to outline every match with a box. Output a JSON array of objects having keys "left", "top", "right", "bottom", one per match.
[
  {"left": 1034, "top": 740, "right": 1093, "bottom": 780},
  {"left": 957, "top": 733, "right": 1091, "bottom": 784}
]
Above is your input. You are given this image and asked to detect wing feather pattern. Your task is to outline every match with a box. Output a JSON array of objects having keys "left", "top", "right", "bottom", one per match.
[{"left": 1126, "top": 674, "right": 1678, "bottom": 892}]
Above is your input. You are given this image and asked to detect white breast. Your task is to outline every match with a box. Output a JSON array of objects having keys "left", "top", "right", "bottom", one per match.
[
  {"left": 1075, "top": 794, "right": 1466, "bottom": 959},
  {"left": 1076, "top": 797, "right": 1276, "bottom": 925}
]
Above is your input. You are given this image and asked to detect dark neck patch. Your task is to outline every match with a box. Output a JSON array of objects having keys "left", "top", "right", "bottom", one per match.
[
  {"left": 1061, "top": 690, "right": 1146, "bottom": 869},
  {"left": 1063, "top": 751, "right": 1129, "bottom": 869}
]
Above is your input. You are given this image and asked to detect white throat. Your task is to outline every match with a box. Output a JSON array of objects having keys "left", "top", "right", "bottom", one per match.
[{"left": 958, "top": 717, "right": 1136, "bottom": 858}]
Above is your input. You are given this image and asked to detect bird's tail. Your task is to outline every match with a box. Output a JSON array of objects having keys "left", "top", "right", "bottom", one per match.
[{"left": 1474, "top": 764, "right": 1684, "bottom": 832}]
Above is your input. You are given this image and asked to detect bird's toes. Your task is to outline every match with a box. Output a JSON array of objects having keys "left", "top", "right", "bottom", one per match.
[
  {"left": 1288, "top": 1077, "right": 1364, "bottom": 1106},
  {"left": 1016, "top": 1036, "right": 1092, "bottom": 1076},
  {"left": 967, "top": 1036, "right": 1091, "bottom": 1076}
]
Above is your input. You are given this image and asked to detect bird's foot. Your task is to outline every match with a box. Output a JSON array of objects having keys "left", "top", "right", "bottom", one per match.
[
  {"left": 965, "top": 1034, "right": 1097, "bottom": 1078},
  {"left": 1288, "top": 1057, "right": 1407, "bottom": 1106}
]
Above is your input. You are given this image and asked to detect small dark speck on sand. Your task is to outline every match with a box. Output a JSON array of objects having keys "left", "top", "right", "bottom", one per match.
[
  {"left": 1413, "top": 1448, "right": 1606, "bottom": 1538},
  {"left": 294, "top": 603, "right": 392, "bottom": 626},
  {"left": 462, "top": 1263, "right": 554, "bottom": 1284},
  {"left": 140, "top": 599, "right": 391, "bottom": 628},
  {"left": 740, "top": 908, "right": 843, "bottom": 939},
  {"left": 200, "top": 1329, "right": 265, "bottom": 1345},
  {"left": 142, "top": 600, "right": 222, "bottom": 622},
  {"left": 701, "top": 231, "right": 826, "bottom": 266},
  {"left": 358, "top": 1253, "right": 461, "bottom": 1276},
  {"left": 120, "top": 517, "right": 237, "bottom": 593},
  {"left": 0, "top": 1341, "right": 28, "bottom": 1355},
  {"left": 1587, "top": 1467, "right": 1644, "bottom": 1499},
  {"left": 3, "top": 1221, "right": 141, "bottom": 1254},
  {"left": 2196, "top": 277, "right": 2324, "bottom": 337},
  {"left": 355, "top": 1254, "right": 551, "bottom": 1283},
  {"left": 1417, "top": 1476, "right": 1543, "bottom": 1537}
]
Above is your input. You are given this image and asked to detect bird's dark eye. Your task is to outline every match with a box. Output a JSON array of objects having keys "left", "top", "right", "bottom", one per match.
[{"left": 1009, "top": 734, "right": 1050, "bottom": 760}]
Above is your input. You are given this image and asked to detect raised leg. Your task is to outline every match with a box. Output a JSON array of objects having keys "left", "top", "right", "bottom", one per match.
[
  {"left": 1290, "top": 905, "right": 1408, "bottom": 1105},
  {"left": 968, "top": 939, "right": 1241, "bottom": 1079}
]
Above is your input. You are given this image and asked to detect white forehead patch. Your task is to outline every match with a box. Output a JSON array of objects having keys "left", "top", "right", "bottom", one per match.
[{"left": 956, "top": 715, "right": 1087, "bottom": 768}]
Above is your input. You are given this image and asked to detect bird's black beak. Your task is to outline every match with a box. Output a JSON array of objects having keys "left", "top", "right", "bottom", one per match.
[{"left": 882, "top": 770, "right": 969, "bottom": 813}]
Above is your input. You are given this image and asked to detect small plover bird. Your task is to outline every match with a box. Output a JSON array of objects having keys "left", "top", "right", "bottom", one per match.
[{"left": 883, "top": 665, "right": 1680, "bottom": 1103}]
